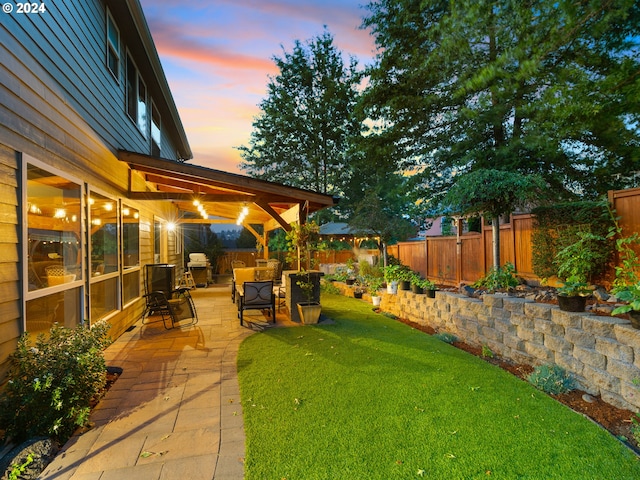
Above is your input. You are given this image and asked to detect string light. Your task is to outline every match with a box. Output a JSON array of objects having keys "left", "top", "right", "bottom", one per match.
[{"left": 236, "top": 203, "right": 249, "bottom": 225}]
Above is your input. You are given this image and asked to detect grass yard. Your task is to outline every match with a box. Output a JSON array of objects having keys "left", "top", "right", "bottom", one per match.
[{"left": 237, "top": 293, "right": 640, "bottom": 479}]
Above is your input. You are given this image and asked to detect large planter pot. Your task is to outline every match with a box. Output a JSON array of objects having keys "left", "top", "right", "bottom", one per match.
[
  {"left": 386, "top": 281, "right": 398, "bottom": 294},
  {"left": 297, "top": 302, "right": 322, "bottom": 324},
  {"left": 411, "top": 284, "right": 424, "bottom": 294},
  {"left": 426, "top": 289, "right": 437, "bottom": 299},
  {"left": 399, "top": 280, "right": 411, "bottom": 291},
  {"left": 558, "top": 295, "right": 587, "bottom": 312},
  {"left": 628, "top": 310, "right": 640, "bottom": 329},
  {"left": 345, "top": 278, "right": 356, "bottom": 286},
  {"left": 372, "top": 295, "right": 381, "bottom": 306}
]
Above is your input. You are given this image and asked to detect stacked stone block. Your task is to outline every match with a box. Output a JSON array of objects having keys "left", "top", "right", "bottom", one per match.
[{"left": 377, "top": 289, "right": 640, "bottom": 413}]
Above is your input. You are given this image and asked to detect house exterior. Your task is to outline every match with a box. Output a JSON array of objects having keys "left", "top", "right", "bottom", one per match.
[{"left": 0, "top": 0, "right": 335, "bottom": 381}]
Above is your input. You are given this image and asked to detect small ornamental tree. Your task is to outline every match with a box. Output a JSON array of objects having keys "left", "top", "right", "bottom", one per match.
[{"left": 442, "top": 169, "right": 545, "bottom": 268}]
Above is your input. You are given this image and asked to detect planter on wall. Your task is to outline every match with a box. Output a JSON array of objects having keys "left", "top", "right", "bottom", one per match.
[
  {"left": 354, "top": 291, "right": 363, "bottom": 299},
  {"left": 411, "top": 284, "right": 424, "bottom": 294},
  {"left": 386, "top": 281, "right": 398, "bottom": 294},
  {"left": 628, "top": 311, "right": 640, "bottom": 329},
  {"left": 372, "top": 295, "right": 381, "bottom": 306},
  {"left": 557, "top": 295, "right": 587, "bottom": 312},
  {"left": 426, "top": 289, "right": 437, "bottom": 298},
  {"left": 399, "top": 280, "right": 411, "bottom": 291}
]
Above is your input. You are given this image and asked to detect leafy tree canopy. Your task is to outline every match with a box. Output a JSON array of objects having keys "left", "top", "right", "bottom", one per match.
[
  {"left": 238, "top": 28, "right": 361, "bottom": 198},
  {"left": 361, "top": 0, "right": 640, "bottom": 202}
]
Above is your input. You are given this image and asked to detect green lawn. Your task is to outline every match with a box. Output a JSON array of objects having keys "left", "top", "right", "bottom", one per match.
[{"left": 237, "top": 293, "right": 640, "bottom": 479}]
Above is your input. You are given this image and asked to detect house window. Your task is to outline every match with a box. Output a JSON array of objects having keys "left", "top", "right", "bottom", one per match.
[
  {"left": 88, "top": 191, "right": 120, "bottom": 322},
  {"left": 126, "top": 54, "right": 148, "bottom": 137},
  {"left": 106, "top": 10, "right": 120, "bottom": 79},
  {"left": 24, "top": 160, "right": 83, "bottom": 334},
  {"left": 122, "top": 204, "right": 140, "bottom": 305},
  {"left": 151, "top": 101, "right": 161, "bottom": 156}
]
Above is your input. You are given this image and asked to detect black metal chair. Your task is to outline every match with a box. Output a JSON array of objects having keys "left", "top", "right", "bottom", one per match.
[
  {"left": 143, "top": 289, "right": 198, "bottom": 329},
  {"left": 142, "top": 263, "right": 198, "bottom": 329},
  {"left": 238, "top": 281, "right": 275, "bottom": 326}
]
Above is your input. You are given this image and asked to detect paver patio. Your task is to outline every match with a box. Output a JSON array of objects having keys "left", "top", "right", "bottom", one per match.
[{"left": 40, "top": 284, "right": 286, "bottom": 480}]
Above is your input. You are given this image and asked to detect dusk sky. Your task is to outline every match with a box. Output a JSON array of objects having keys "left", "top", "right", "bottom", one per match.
[{"left": 139, "top": 0, "right": 377, "bottom": 174}]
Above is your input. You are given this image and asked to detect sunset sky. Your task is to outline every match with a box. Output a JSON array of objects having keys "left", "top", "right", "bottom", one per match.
[{"left": 138, "top": 0, "right": 377, "bottom": 173}]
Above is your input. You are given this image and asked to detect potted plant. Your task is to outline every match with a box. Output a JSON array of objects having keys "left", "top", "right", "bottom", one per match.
[
  {"left": 415, "top": 277, "right": 437, "bottom": 298},
  {"left": 286, "top": 221, "right": 324, "bottom": 324},
  {"left": 398, "top": 267, "right": 413, "bottom": 291},
  {"left": 368, "top": 276, "right": 384, "bottom": 306},
  {"left": 611, "top": 283, "right": 640, "bottom": 329},
  {"left": 610, "top": 222, "right": 640, "bottom": 329},
  {"left": 556, "top": 275, "right": 592, "bottom": 312},
  {"left": 383, "top": 265, "right": 401, "bottom": 294},
  {"left": 345, "top": 257, "right": 357, "bottom": 285},
  {"left": 353, "top": 277, "right": 365, "bottom": 299}
]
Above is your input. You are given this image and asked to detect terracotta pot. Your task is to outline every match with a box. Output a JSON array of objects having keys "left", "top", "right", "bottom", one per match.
[
  {"left": 297, "top": 303, "right": 321, "bottom": 324},
  {"left": 557, "top": 295, "right": 587, "bottom": 312}
]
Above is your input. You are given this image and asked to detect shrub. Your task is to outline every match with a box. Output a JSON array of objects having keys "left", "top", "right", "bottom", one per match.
[
  {"left": 434, "top": 332, "right": 458, "bottom": 344},
  {"left": 321, "top": 280, "right": 341, "bottom": 295},
  {"left": 526, "top": 364, "right": 575, "bottom": 395},
  {"left": 531, "top": 201, "right": 614, "bottom": 281},
  {"left": 472, "top": 262, "right": 519, "bottom": 292},
  {"left": 0, "top": 321, "right": 111, "bottom": 444}
]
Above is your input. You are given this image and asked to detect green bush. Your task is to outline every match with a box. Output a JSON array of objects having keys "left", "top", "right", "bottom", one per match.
[
  {"left": 631, "top": 414, "right": 640, "bottom": 446},
  {"left": 526, "top": 364, "right": 576, "bottom": 395},
  {"left": 0, "top": 321, "right": 111, "bottom": 444},
  {"left": 531, "top": 201, "right": 614, "bottom": 281},
  {"left": 472, "top": 262, "right": 519, "bottom": 292}
]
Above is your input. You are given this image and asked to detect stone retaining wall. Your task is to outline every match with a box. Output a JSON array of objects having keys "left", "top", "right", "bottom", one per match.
[{"left": 331, "top": 282, "right": 640, "bottom": 412}]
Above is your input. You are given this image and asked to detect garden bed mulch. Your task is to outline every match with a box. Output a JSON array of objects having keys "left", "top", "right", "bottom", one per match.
[{"left": 395, "top": 317, "right": 640, "bottom": 455}]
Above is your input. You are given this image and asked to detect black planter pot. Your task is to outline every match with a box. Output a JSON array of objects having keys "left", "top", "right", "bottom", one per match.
[
  {"left": 426, "top": 289, "right": 437, "bottom": 298},
  {"left": 628, "top": 311, "right": 640, "bottom": 329},
  {"left": 411, "top": 284, "right": 424, "bottom": 294},
  {"left": 399, "top": 280, "right": 411, "bottom": 291},
  {"left": 558, "top": 295, "right": 587, "bottom": 312},
  {"left": 354, "top": 291, "right": 363, "bottom": 299},
  {"left": 345, "top": 278, "right": 355, "bottom": 286}
]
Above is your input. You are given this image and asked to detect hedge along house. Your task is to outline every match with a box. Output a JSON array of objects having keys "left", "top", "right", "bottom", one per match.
[{"left": 0, "top": 0, "right": 336, "bottom": 381}]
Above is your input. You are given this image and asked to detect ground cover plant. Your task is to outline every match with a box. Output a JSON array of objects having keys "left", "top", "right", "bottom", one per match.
[{"left": 238, "top": 294, "right": 640, "bottom": 479}]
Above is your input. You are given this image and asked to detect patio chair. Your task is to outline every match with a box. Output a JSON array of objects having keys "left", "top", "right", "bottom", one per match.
[
  {"left": 238, "top": 281, "right": 275, "bottom": 326},
  {"left": 143, "top": 289, "right": 198, "bottom": 329},
  {"left": 142, "top": 263, "right": 198, "bottom": 328},
  {"left": 232, "top": 266, "right": 255, "bottom": 302}
]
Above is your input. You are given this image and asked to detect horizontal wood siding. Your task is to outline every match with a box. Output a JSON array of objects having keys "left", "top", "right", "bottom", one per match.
[
  {"left": 0, "top": 145, "right": 20, "bottom": 379},
  {"left": 0, "top": 1, "right": 189, "bottom": 377}
]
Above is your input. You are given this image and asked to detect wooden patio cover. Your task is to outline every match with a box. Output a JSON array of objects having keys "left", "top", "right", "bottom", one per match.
[{"left": 118, "top": 150, "right": 337, "bottom": 233}]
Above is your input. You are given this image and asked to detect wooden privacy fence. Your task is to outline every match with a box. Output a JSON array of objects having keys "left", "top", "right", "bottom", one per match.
[{"left": 389, "top": 187, "right": 640, "bottom": 286}]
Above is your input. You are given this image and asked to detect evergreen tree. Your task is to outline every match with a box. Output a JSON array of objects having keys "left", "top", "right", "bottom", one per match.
[
  {"left": 238, "top": 29, "right": 361, "bottom": 197},
  {"left": 361, "top": 0, "right": 640, "bottom": 201}
]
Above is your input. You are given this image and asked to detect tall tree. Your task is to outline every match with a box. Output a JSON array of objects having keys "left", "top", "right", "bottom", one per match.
[
  {"left": 361, "top": 0, "right": 640, "bottom": 202},
  {"left": 238, "top": 29, "right": 361, "bottom": 197}
]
